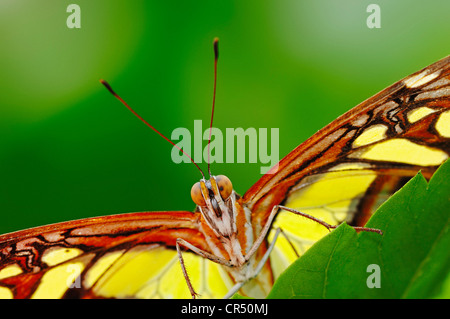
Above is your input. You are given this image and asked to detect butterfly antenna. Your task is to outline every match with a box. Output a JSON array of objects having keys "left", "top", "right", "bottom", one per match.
[
  {"left": 100, "top": 79, "right": 206, "bottom": 179},
  {"left": 207, "top": 37, "right": 219, "bottom": 176}
]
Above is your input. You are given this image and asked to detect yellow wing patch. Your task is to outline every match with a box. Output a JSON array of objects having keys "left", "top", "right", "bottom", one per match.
[
  {"left": 42, "top": 247, "right": 83, "bottom": 267},
  {"left": 353, "top": 124, "right": 388, "bottom": 147},
  {"left": 84, "top": 250, "right": 124, "bottom": 289},
  {"left": 351, "top": 138, "right": 448, "bottom": 166},
  {"left": 31, "top": 261, "right": 85, "bottom": 299},
  {"left": 91, "top": 245, "right": 178, "bottom": 298},
  {"left": 0, "top": 264, "right": 23, "bottom": 279},
  {"left": 436, "top": 110, "right": 450, "bottom": 138},
  {"left": 0, "top": 286, "right": 13, "bottom": 299},
  {"left": 407, "top": 107, "right": 437, "bottom": 123}
]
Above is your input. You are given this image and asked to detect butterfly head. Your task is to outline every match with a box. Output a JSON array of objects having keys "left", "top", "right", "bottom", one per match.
[{"left": 190, "top": 175, "right": 236, "bottom": 237}]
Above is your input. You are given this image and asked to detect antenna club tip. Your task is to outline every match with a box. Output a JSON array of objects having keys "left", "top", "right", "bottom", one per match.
[
  {"left": 213, "top": 38, "right": 219, "bottom": 59},
  {"left": 99, "top": 79, "right": 116, "bottom": 95}
]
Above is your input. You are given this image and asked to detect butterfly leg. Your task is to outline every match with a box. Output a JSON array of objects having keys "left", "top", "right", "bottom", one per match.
[
  {"left": 176, "top": 238, "right": 234, "bottom": 299},
  {"left": 245, "top": 204, "right": 382, "bottom": 264},
  {"left": 277, "top": 205, "right": 383, "bottom": 235},
  {"left": 175, "top": 240, "right": 199, "bottom": 299},
  {"left": 244, "top": 204, "right": 284, "bottom": 263}
]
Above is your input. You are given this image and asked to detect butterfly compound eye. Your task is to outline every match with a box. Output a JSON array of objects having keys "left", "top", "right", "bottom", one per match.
[
  {"left": 215, "top": 175, "right": 233, "bottom": 200},
  {"left": 191, "top": 182, "right": 206, "bottom": 206}
]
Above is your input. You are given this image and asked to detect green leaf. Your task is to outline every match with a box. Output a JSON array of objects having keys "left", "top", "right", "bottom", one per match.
[{"left": 267, "top": 159, "right": 450, "bottom": 299}]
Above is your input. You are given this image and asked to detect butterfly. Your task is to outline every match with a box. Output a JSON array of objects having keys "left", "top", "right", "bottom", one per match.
[{"left": 0, "top": 38, "right": 449, "bottom": 298}]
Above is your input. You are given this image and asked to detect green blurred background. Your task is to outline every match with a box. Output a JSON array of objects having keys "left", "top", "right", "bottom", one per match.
[{"left": 1, "top": 0, "right": 449, "bottom": 234}]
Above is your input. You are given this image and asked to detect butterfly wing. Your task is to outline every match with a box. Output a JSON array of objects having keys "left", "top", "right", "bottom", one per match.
[
  {"left": 0, "top": 211, "right": 234, "bottom": 298},
  {"left": 243, "top": 56, "right": 450, "bottom": 278}
]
